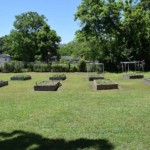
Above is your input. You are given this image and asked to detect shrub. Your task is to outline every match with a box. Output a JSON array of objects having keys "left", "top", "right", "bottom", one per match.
[
  {"left": 26, "top": 62, "right": 34, "bottom": 72},
  {"left": 77, "top": 59, "right": 86, "bottom": 72},
  {"left": 51, "top": 64, "right": 69, "bottom": 72},
  {"left": 59, "top": 58, "right": 67, "bottom": 64},
  {"left": 2, "top": 61, "right": 23, "bottom": 73},
  {"left": 33, "top": 63, "right": 51, "bottom": 72},
  {"left": 70, "top": 65, "right": 78, "bottom": 72}
]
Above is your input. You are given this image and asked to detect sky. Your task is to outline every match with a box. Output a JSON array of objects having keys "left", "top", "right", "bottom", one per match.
[{"left": 0, "top": 0, "right": 81, "bottom": 44}]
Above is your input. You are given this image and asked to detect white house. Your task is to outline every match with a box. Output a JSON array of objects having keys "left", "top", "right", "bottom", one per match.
[{"left": 0, "top": 54, "right": 11, "bottom": 63}]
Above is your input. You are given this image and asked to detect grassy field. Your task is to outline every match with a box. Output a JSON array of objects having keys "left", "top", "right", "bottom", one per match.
[{"left": 0, "top": 72, "right": 150, "bottom": 150}]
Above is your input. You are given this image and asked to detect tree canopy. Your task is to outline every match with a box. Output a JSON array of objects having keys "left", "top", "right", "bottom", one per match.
[
  {"left": 75, "top": 0, "right": 150, "bottom": 71},
  {"left": 6, "top": 11, "right": 61, "bottom": 62}
]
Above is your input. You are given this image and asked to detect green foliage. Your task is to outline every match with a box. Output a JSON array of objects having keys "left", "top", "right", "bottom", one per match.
[
  {"left": 59, "top": 57, "right": 67, "bottom": 64},
  {"left": 58, "top": 42, "right": 74, "bottom": 56},
  {"left": 37, "top": 24, "right": 61, "bottom": 61},
  {"left": 77, "top": 59, "right": 86, "bottom": 72},
  {"left": 0, "top": 35, "right": 12, "bottom": 55},
  {"left": 0, "top": 61, "right": 86, "bottom": 73},
  {"left": 58, "top": 40, "right": 93, "bottom": 61},
  {"left": 11, "top": 74, "right": 31, "bottom": 79},
  {"left": 70, "top": 65, "right": 78, "bottom": 72},
  {"left": 33, "top": 62, "right": 51, "bottom": 72},
  {"left": 1, "top": 61, "right": 24, "bottom": 73},
  {"left": 7, "top": 11, "right": 61, "bottom": 62},
  {"left": 8, "top": 12, "right": 46, "bottom": 62},
  {"left": 75, "top": 0, "right": 150, "bottom": 71},
  {"left": 51, "top": 64, "right": 70, "bottom": 72},
  {"left": 50, "top": 73, "right": 66, "bottom": 78}
]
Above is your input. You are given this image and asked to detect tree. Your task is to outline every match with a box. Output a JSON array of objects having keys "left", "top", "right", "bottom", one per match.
[
  {"left": 75, "top": 0, "right": 124, "bottom": 66},
  {"left": 75, "top": 0, "right": 150, "bottom": 71},
  {"left": 141, "top": 0, "right": 150, "bottom": 10},
  {"left": 58, "top": 40, "right": 82, "bottom": 56},
  {"left": 8, "top": 11, "right": 61, "bottom": 62},
  {"left": 58, "top": 39, "right": 93, "bottom": 60},
  {"left": 0, "top": 36, "right": 11, "bottom": 54},
  {"left": 120, "top": 0, "right": 150, "bottom": 69},
  {"left": 0, "top": 36, "right": 5, "bottom": 53},
  {"left": 37, "top": 24, "right": 61, "bottom": 62}
]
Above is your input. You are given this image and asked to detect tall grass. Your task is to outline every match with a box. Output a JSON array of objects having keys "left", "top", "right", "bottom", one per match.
[{"left": 0, "top": 72, "right": 150, "bottom": 150}]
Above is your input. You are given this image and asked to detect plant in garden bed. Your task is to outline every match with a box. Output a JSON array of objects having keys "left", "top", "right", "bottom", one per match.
[
  {"left": 10, "top": 74, "right": 32, "bottom": 80},
  {"left": 34, "top": 80, "right": 60, "bottom": 91},
  {"left": 93, "top": 79, "right": 118, "bottom": 90},
  {"left": 0, "top": 80, "right": 8, "bottom": 87},
  {"left": 95, "top": 79, "right": 115, "bottom": 84},
  {"left": 49, "top": 73, "right": 66, "bottom": 80}
]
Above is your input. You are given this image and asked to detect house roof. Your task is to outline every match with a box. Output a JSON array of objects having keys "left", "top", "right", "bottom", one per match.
[{"left": 0, "top": 54, "right": 10, "bottom": 57}]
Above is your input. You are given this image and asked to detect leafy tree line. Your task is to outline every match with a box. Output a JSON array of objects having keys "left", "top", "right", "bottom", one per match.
[
  {"left": 70, "top": 0, "right": 150, "bottom": 71},
  {"left": 0, "top": 11, "right": 61, "bottom": 63}
]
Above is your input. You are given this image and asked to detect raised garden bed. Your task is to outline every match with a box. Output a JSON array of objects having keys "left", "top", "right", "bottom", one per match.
[
  {"left": 144, "top": 78, "right": 150, "bottom": 85},
  {"left": 11, "top": 74, "right": 32, "bottom": 80},
  {"left": 34, "top": 81, "right": 60, "bottom": 91},
  {"left": 0, "top": 80, "right": 8, "bottom": 87},
  {"left": 49, "top": 74, "right": 66, "bottom": 80},
  {"left": 88, "top": 76, "right": 104, "bottom": 81},
  {"left": 123, "top": 74, "right": 144, "bottom": 79},
  {"left": 93, "top": 79, "right": 118, "bottom": 90}
]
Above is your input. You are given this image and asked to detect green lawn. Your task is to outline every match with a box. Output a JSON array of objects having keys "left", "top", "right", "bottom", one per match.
[{"left": 0, "top": 72, "right": 150, "bottom": 150}]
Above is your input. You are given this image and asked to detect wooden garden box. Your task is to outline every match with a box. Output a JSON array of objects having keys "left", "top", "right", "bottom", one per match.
[
  {"left": 93, "top": 79, "right": 118, "bottom": 90},
  {"left": 123, "top": 74, "right": 144, "bottom": 79},
  {"left": 34, "top": 81, "right": 60, "bottom": 91},
  {"left": 0, "top": 81, "right": 8, "bottom": 87}
]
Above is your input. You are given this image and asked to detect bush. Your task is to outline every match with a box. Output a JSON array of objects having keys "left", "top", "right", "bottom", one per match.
[
  {"left": 59, "top": 58, "right": 67, "bottom": 64},
  {"left": 33, "top": 63, "right": 51, "bottom": 72},
  {"left": 70, "top": 65, "right": 78, "bottom": 72},
  {"left": 2, "top": 61, "right": 24, "bottom": 73},
  {"left": 51, "top": 64, "right": 69, "bottom": 72},
  {"left": 77, "top": 59, "right": 86, "bottom": 72},
  {"left": 26, "top": 62, "right": 34, "bottom": 72}
]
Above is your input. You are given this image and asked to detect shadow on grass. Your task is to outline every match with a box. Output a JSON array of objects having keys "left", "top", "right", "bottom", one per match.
[{"left": 0, "top": 130, "right": 114, "bottom": 150}]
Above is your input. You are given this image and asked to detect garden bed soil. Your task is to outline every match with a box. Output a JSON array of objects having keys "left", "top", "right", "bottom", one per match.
[
  {"left": 11, "top": 76, "right": 31, "bottom": 80},
  {"left": 123, "top": 74, "right": 144, "bottom": 79},
  {"left": 88, "top": 76, "right": 104, "bottom": 81},
  {"left": 144, "top": 78, "right": 150, "bottom": 85},
  {"left": 93, "top": 79, "right": 118, "bottom": 90},
  {"left": 0, "top": 81, "right": 8, "bottom": 87},
  {"left": 34, "top": 81, "right": 60, "bottom": 91},
  {"left": 49, "top": 76, "right": 66, "bottom": 80}
]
